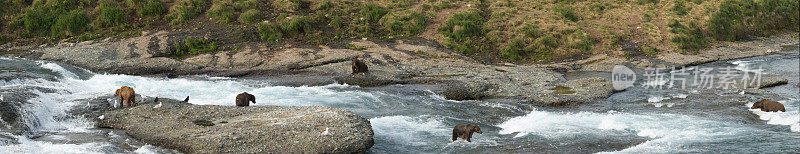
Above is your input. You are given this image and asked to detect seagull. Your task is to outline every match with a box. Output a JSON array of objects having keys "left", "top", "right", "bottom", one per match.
[
  {"left": 1, "top": 95, "right": 3, "bottom": 101},
  {"left": 322, "top": 127, "right": 330, "bottom": 136},
  {"left": 153, "top": 102, "right": 162, "bottom": 108},
  {"left": 739, "top": 91, "right": 745, "bottom": 95},
  {"left": 98, "top": 115, "right": 104, "bottom": 120}
]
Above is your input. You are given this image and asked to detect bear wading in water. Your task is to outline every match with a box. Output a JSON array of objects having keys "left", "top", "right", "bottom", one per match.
[
  {"left": 235, "top": 92, "right": 256, "bottom": 106},
  {"left": 751, "top": 99, "right": 786, "bottom": 112},
  {"left": 114, "top": 86, "right": 136, "bottom": 108},
  {"left": 452, "top": 124, "right": 482, "bottom": 142},
  {"left": 351, "top": 58, "right": 368, "bottom": 75}
]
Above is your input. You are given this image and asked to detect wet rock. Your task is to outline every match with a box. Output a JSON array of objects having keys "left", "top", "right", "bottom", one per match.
[
  {"left": 441, "top": 81, "right": 492, "bottom": 101},
  {"left": 756, "top": 77, "right": 788, "bottom": 89},
  {"left": 97, "top": 101, "right": 374, "bottom": 153}
]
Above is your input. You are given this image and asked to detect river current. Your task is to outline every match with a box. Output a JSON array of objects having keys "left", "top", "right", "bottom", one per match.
[{"left": 0, "top": 46, "right": 797, "bottom": 153}]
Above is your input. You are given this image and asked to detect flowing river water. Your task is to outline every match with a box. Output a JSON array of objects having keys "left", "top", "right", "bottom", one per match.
[{"left": 0, "top": 45, "right": 797, "bottom": 153}]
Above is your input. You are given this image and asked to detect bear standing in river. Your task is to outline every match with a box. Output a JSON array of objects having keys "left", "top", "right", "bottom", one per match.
[
  {"left": 452, "top": 124, "right": 482, "bottom": 142},
  {"left": 351, "top": 58, "right": 368, "bottom": 75},
  {"left": 235, "top": 92, "right": 256, "bottom": 106},
  {"left": 751, "top": 99, "right": 786, "bottom": 112},
  {"left": 114, "top": 86, "right": 136, "bottom": 108}
]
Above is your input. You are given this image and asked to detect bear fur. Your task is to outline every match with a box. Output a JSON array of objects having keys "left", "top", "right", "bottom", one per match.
[
  {"left": 351, "top": 58, "right": 368, "bottom": 75},
  {"left": 751, "top": 99, "right": 786, "bottom": 112},
  {"left": 235, "top": 92, "right": 256, "bottom": 107},
  {"left": 114, "top": 86, "right": 136, "bottom": 108},
  {"left": 452, "top": 124, "right": 482, "bottom": 142}
]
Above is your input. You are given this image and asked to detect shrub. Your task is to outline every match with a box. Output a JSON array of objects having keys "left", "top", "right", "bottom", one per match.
[
  {"left": 706, "top": 0, "right": 757, "bottom": 41},
  {"left": 13, "top": 0, "right": 88, "bottom": 37},
  {"left": 379, "top": 11, "right": 426, "bottom": 36},
  {"left": 279, "top": 16, "right": 309, "bottom": 36},
  {"left": 51, "top": 9, "right": 90, "bottom": 38},
  {"left": 671, "top": 0, "right": 690, "bottom": 16},
  {"left": 359, "top": 3, "right": 388, "bottom": 24},
  {"left": 130, "top": 0, "right": 166, "bottom": 17},
  {"left": 166, "top": 0, "right": 208, "bottom": 25},
  {"left": 95, "top": 0, "right": 126, "bottom": 27},
  {"left": 438, "top": 10, "right": 486, "bottom": 55},
  {"left": 257, "top": 22, "right": 282, "bottom": 41},
  {"left": 170, "top": 37, "right": 219, "bottom": 58},
  {"left": 669, "top": 20, "right": 708, "bottom": 52},
  {"left": 554, "top": 6, "right": 579, "bottom": 22},
  {"left": 238, "top": 9, "right": 261, "bottom": 24},
  {"left": 207, "top": 1, "right": 235, "bottom": 23}
]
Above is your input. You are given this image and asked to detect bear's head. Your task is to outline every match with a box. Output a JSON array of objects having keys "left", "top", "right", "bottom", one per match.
[
  {"left": 248, "top": 93, "right": 256, "bottom": 104},
  {"left": 472, "top": 125, "right": 482, "bottom": 134},
  {"left": 751, "top": 99, "right": 767, "bottom": 109}
]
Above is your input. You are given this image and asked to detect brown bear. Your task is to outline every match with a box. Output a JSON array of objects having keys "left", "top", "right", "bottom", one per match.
[
  {"left": 751, "top": 99, "right": 786, "bottom": 112},
  {"left": 351, "top": 58, "right": 368, "bottom": 75},
  {"left": 114, "top": 86, "right": 136, "bottom": 108},
  {"left": 452, "top": 124, "right": 482, "bottom": 142},
  {"left": 235, "top": 92, "right": 256, "bottom": 107}
]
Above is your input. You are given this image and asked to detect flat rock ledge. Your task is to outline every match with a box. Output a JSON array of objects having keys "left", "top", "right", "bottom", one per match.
[{"left": 96, "top": 100, "right": 374, "bottom": 153}]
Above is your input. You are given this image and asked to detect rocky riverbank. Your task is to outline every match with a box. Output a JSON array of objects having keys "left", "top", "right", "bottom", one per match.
[
  {"left": 1, "top": 31, "right": 797, "bottom": 106},
  {"left": 93, "top": 97, "right": 374, "bottom": 153}
]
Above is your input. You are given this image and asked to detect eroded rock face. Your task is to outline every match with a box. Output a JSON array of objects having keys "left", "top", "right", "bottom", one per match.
[{"left": 96, "top": 101, "right": 374, "bottom": 153}]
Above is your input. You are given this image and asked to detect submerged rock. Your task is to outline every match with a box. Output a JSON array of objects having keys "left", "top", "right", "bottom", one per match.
[{"left": 96, "top": 100, "right": 374, "bottom": 153}]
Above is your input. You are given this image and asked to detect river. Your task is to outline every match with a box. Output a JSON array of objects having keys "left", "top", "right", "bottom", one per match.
[{"left": 0, "top": 45, "right": 797, "bottom": 153}]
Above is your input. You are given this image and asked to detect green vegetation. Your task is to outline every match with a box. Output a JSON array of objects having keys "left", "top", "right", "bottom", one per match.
[
  {"left": 170, "top": 37, "right": 219, "bottom": 58},
  {"left": 671, "top": 0, "right": 690, "bottom": 16},
  {"left": 51, "top": 9, "right": 90, "bottom": 38},
  {"left": 380, "top": 10, "right": 426, "bottom": 36},
  {"left": 166, "top": 0, "right": 208, "bottom": 25},
  {"left": 95, "top": 0, "right": 126, "bottom": 27},
  {"left": 257, "top": 22, "right": 282, "bottom": 42},
  {"left": 359, "top": 3, "right": 388, "bottom": 23},
  {"left": 438, "top": 10, "right": 487, "bottom": 55},
  {"left": 669, "top": 20, "right": 707, "bottom": 53},
  {"left": 500, "top": 24, "right": 595, "bottom": 60},
  {"left": 238, "top": 9, "right": 261, "bottom": 24},
  {"left": 707, "top": 0, "right": 799, "bottom": 41},
  {"left": 1, "top": 0, "right": 797, "bottom": 64},
  {"left": 207, "top": 1, "right": 235, "bottom": 23},
  {"left": 128, "top": 0, "right": 166, "bottom": 17},
  {"left": 554, "top": 6, "right": 580, "bottom": 22}
]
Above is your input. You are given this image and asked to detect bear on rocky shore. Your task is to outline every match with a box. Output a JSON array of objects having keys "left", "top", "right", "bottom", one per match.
[
  {"left": 114, "top": 86, "right": 136, "bottom": 108},
  {"left": 351, "top": 58, "right": 368, "bottom": 75},
  {"left": 236, "top": 92, "right": 256, "bottom": 106},
  {"left": 452, "top": 124, "right": 482, "bottom": 142},
  {"left": 751, "top": 99, "right": 786, "bottom": 112}
]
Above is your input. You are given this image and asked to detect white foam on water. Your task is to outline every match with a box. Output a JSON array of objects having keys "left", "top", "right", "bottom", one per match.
[
  {"left": 499, "top": 109, "right": 750, "bottom": 152},
  {"left": 370, "top": 115, "right": 451, "bottom": 146},
  {"left": 37, "top": 62, "right": 78, "bottom": 79},
  {"left": 134, "top": 145, "right": 162, "bottom": 154},
  {"left": 672, "top": 93, "right": 688, "bottom": 99},
  {"left": 746, "top": 101, "right": 800, "bottom": 132},
  {"left": 2, "top": 135, "right": 111, "bottom": 154},
  {"left": 647, "top": 96, "right": 669, "bottom": 103}
]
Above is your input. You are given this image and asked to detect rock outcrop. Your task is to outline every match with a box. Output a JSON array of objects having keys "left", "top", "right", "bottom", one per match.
[{"left": 96, "top": 99, "right": 374, "bottom": 153}]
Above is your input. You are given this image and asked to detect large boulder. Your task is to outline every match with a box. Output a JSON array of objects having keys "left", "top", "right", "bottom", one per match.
[{"left": 96, "top": 100, "right": 374, "bottom": 153}]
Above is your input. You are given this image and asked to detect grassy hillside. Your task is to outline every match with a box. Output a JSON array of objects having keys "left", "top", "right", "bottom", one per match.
[{"left": 1, "top": 0, "right": 798, "bottom": 63}]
